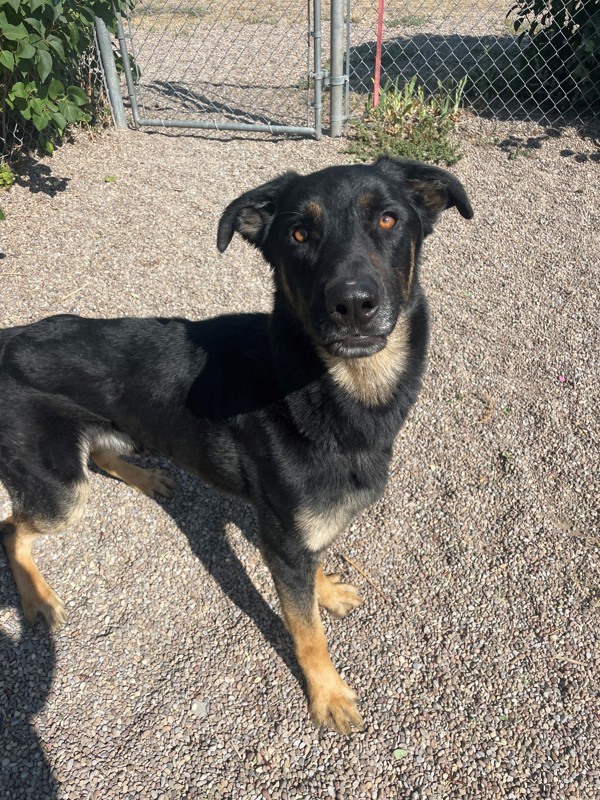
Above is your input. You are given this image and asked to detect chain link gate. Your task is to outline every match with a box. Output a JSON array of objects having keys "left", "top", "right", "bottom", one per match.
[
  {"left": 102, "top": 1, "right": 596, "bottom": 144},
  {"left": 117, "top": 0, "right": 325, "bottom": 138}
]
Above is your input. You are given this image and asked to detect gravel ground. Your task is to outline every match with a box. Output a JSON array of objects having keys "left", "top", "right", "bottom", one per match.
[{"left": 0, "top": 122, "right": 599, "bottom": 800}]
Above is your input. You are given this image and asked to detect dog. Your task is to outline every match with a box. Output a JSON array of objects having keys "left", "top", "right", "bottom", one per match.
[{"left": 0, "top": 157, "right": 472, "bottom": 733}]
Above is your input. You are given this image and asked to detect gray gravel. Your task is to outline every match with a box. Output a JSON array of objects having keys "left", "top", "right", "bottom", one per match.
[{"left": 0, "top": 122, "right": 599, "bottom": 800}]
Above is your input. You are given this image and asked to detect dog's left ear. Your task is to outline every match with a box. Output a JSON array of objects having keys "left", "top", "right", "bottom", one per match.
[
  {"left": 376, "top": 157, "right": 474, "bottom": 230},
  {"left": 217, "top": 171, "right": 298, "bottom": 253}
]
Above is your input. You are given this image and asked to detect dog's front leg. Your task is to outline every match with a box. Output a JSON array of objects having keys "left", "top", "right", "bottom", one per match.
[
  {"left": 281, "top": 588, "right": 364, "bottom": 734},
  {"left": 259, "top": 518, "right": 363, "bottom": 734}
]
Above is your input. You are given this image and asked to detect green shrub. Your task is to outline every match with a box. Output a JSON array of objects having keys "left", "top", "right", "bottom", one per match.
[
  {"left": 347, "top": 76, "right": 467, "bottom": 165},
  {"left": 0, "top": 1, "right": 128, "bottom": 154},
  {"left": 508, "top": 0, "right": 600, "bottom": 108},
  {"left": 0, "top": 160, "right": 15, "bottom": 190},
  {"left": 0, "top": 159, "right": 15, "bottom": 187}
]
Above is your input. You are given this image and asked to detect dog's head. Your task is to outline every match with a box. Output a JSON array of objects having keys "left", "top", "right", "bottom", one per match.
[{"left": 218, "top": 158, "right": 473, "bottom": 359}]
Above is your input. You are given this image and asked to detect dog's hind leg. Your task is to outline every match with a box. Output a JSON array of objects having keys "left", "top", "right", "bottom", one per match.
[
  {"left": 1, "top": 517, "right": 67, "bottom": 631},
  {"left": 0, "top": 398, "right": 96, "bottom": 629},
  {"left": 90, "top": 449, "right": 177, "bottom": 500}
]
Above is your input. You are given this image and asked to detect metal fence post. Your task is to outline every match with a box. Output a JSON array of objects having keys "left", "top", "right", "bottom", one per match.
[
  {"left": 115, "top": 10, "right": 142, "bottom": 128},
  {"left": 94, "top": 16, "right": 127, "bottom": 129},
  {"left": 329, "top": 0, "right": 345, "bottom": 136},
  {"left": 313, "top": 0, "right": 323, "bottom": 139}
]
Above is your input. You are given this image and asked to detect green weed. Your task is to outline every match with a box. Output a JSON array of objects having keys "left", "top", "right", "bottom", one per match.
[
  {"left": 0, "top": 162, "right": 15, "bottom": 190},
  {"left": 347, "top": 75, "right": 467, "bottom": 165},
  {"left": 388, "top": 14, "right": 429, "bottom": 28}
]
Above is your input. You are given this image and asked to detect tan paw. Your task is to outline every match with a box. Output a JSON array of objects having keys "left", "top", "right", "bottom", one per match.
[
  {"left": 23, "top": 587, "right": 67, "bottom": 632},
  {"left": 309, "top": 674, "right": 364, "bottom": 734},
  {"left": 136, "top": 469, "right": 178, "bottom": 499},
  {"left": 317, "top": 573, "right": 364, "bottom": 618}
]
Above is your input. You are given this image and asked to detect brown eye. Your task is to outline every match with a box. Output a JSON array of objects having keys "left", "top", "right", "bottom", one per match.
[
  {"left": 292, "top": 227, "right": 308, "bottom": 243},
  {"left": 379, "top": 213, "right": 397, "bottom": 230}
]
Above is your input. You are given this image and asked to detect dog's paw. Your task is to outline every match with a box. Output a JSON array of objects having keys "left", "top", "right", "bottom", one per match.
[
  {"left": 136, "top": 469, "right": 178, "bottom": 500},
  {"left": 317, "top": 572, "right": 364, "bottom": 618},
  {"left": 23, "top": 587, "right": 66, "bottom": 632},
  {"left": 309, "top": 674, "right": 364, "bottom": 734}
]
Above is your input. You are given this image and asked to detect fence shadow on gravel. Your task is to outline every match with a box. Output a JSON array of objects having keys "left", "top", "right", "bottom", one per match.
[
  {"left": 493, "top": 122, "right": 600, "bottom": 160},
  {"left": 0, "top": 597, "right": 58, "bottom": 799},
  {"left": 147, "top": 80, "right": 293, "bottom": 128},
  {"left": 350, "top": 33, "right": 517, "bottom": 96}
]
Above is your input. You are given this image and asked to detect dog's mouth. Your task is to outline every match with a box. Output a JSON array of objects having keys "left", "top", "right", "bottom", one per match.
[{"left": 326, "top": 334, "right": 387, "bottom": 359}]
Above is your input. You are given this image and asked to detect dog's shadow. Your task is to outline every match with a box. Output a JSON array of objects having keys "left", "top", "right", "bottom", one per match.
[
  {"left": 0, "top": 619, "right": 58, "bottom": 799},
  {"left": 140, "top": 459, "right": 305, "bottom": 691},
  {"left": 0, "top": 459, "right": 302, "bottom": 795}
]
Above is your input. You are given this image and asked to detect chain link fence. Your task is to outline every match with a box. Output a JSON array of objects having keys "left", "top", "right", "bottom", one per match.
[
  {"left": 2, "top": 0, "right": 596, "bottom": 162},
  {"left": 121, "top": 0, "right": 320, "bottom": 135},
  {"left": 345, "top": 0, "right": 598, "bottom": 123},
  {"left": 122, "top": 0, "right": 596, "bottom": 137}
]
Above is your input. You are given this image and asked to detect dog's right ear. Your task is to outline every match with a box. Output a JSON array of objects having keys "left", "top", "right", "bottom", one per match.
[{"left": 217, "top": 172, "right": 298, "bottom": 253}]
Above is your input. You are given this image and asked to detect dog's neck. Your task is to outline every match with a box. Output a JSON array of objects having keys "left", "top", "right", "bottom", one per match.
[
  {"left": 270, "top": 291, "right": 420, "bottom": 410},
  {"left": 317, "top": 316, "right": 411, "bottom": 407}
]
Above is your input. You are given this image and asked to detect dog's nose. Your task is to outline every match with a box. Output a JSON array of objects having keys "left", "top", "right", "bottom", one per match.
[{"left": 325, "top": 278, "right": 380, "bottom": 328}]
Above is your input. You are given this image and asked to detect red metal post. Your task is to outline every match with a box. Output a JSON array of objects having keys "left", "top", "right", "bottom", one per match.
[{"left": 373, "top": 0, "right": 385, "bottom": 107}]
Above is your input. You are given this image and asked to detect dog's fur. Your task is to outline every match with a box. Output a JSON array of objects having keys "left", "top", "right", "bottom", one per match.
[{"left": 0, "top": 158, "right": 472, "bottom": 733}]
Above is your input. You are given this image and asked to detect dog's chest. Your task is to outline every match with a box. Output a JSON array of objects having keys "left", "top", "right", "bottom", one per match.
[{"left": 295, "top": 451, "right": 389, "bottom": 553}]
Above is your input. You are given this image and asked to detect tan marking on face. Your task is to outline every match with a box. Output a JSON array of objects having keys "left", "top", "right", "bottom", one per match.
[
  {"left": 405, "top": 239, "right": 416, "bottom": 301},
  {"left": 277, "top": 258, "right": 297, "bottom": 312},
  {"left": 296, "top": 490, "right": 372, "bottom": 552},
  {"left": 359, "top": 192, "right": 376, "bottom": 212},
  {"left": 304, "top": 200, "right": 323, "bottom": 223},
  {"left": 320, "top": 313, "right": 411, "bottom": 407}
]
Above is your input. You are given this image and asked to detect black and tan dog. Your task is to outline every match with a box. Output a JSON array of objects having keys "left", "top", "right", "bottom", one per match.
[{"left": 0, "top": 158, "right": 472, "bottom": 733}]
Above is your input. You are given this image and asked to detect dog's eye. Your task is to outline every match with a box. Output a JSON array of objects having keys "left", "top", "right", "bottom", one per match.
[
  {"left": 292, "top": 227, "right": 308, "bottom": 243},
  {"left": 379, "top": 213, "right": 397, "bottom": 230}
]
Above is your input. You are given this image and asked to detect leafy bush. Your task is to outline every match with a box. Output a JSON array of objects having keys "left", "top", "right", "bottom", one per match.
[
  {"left": 0, "top": 0, "right": 128, "bottom": 155},
  {"left": 347, "top": 76, "right": 467, "bottom": 165},
  {"left": 0, "top": 161, "right": 15, "bottom": 189},
  {"left": 501, "top": 0, "right": 600, "bottom": 109}
]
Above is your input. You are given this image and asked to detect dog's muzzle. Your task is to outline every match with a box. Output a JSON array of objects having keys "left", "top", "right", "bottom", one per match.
[{"left": 322, "top": 277, "right": 389, "bottom": 358}]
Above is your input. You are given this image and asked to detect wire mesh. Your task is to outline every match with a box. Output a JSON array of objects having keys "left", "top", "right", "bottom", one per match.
[
  {"left": 0, "top": 41, "right": 110, "bottom": 162},
  {"left": 1, "top": 116, "right": 36, "bottom": 163},
  {"left": 344, "top": 0, "right": 598, "bottom": 124},
  {"left": 123, "top": 0, "right": 316, "bottom": 131}
]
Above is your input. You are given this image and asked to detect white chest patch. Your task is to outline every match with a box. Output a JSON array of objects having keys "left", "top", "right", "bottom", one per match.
[{"left": 296, "top": 490, "right": 373, "bottom": 552}]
